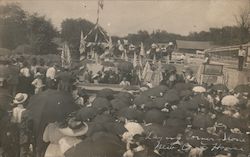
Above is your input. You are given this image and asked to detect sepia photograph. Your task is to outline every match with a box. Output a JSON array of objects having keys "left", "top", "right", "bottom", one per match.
[{"left": 0, "top": 0, "right": 250, "bottom": 157}]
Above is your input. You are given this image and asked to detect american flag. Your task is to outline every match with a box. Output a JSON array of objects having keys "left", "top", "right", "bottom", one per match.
[
  {"left": 61, "top": 43, "right": 71, "bottom": 68},
  {"left": 79, "top": 31, "right": 86, "bottom": 61}
]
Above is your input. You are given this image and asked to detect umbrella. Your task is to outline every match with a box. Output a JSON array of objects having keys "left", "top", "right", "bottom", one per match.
[
  {"left": 86, "top": 122, "right": 108, "bottom": 137},
  {"left": 162, "top": 64, "right": 176, "bottom": 72},
  {"left": 211, "top": 84, "right": 228, "bottom": 92},
  {"left": 189, "top": 95, "right": 210, "bottom": 108},
  {"left": 27, "top": 89, "right": 79, "bottom": 146},
  {"left": 64, "top": 132, "right": 125, "bottom": 157},
  {"left": 117, "top": 107, "right": 143, "bottom": 122},
  {"left": 117, "top": 61, "right": 133, "bottom": 72},
  {"left": 124, "top": 121, "right": 144, "bottom": 135},
  {"left": 153, "top": 97, "right": 168, "bottom": 109},
  {"left": 174, "top": 83, "right": 193, "bottom": 92},
  {"left": 180, "top": 90, "right": 193, "bottom": 98},
  {"left": 192, "top": 86, "right": 206, "bottom": 93},
  {"left": 163, "top": 89, "right": 180, "bottom": 104},
  {"left": 75, "top": 107, "right": 98, "bottom": 121},
  {"left": 114, "top": 94, "right": 133, "bottom": 106},
  {"left": 92, "top": 97, "right": 111, "bottom": 112},
  {"left": 234, "top": 84, "right": 250, "bottom": 94},
  {"left": 96, "top": 88, "right": 114, "bottom": 100},
  {"left": 104, "top": 122, "right": 127, "bottom": 136},
  {"left": 134, "top": 95, "right": 152, "bottom": 107},
  {"left": 179, "top": 101, "right": 199, "bottom": 111},
  {"left": 111, "top": 99, "right": 130, "bottom": 110},
  {"left": 221, "top": 95, "right": 239, "bottom": 107},
  {"left": 169, "top": 108, "right": 189, "bottom": 120},
  {"left": 143, "top": 109, "right": 166, "bottom": 124},
  {"left": 216, "top": 115, "right": 247, "bottom": 130},
  {"left": 166, "top": 118, "right": 187, "bottom": 128},
  {"left": 142, "top": 85, "right": 168, "bottom": 97},
  {"left": 192, "top": 114, "right": 214, "bottom": 129},
  {"left": 0, "top": 94, "right": 13, "bottom": 111},
  {"left": 92, "top": 114, "right": 116, "bottom": 123}
]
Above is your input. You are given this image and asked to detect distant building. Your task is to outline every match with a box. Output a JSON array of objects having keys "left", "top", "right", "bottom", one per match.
[{"left": 176, "top": 40, "right": 215, "bottom": 54}]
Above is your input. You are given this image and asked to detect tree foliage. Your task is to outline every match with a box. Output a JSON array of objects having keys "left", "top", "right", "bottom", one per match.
[
  {"left": 0, "top": 3, "right": 58, "bottom": 55},
  {"left": 0, "top": 3, "right": 28, "bottom": 49},
  {"left": 61, "top": 18, "right": 107, "bottom": 57},
  {"left": 26, "top": 13, "right": 58, "bottom": 55}
]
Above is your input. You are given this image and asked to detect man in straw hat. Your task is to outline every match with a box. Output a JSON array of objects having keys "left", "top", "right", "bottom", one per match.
[{"left": 11, "top": 93, "right": 33, "bottom": 157}]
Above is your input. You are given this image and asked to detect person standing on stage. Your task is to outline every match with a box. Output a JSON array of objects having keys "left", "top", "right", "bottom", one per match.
[{"left": 238, "top": 45, "right": 246, "bottom": 71}]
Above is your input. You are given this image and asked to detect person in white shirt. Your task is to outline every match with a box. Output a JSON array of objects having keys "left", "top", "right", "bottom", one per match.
[
  {"left": 32, "top": 72, "right": 44, "bottom": 94},
  {"left": 120, "top": 77, "right": 130, "bottom": 87},
  {"left": 238, "top": 45, "right": 246, "bottom": 71}
]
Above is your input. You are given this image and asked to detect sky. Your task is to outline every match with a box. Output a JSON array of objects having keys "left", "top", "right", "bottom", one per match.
[{"left": 1, "top": 0, "right": 249, "bottom": 37}]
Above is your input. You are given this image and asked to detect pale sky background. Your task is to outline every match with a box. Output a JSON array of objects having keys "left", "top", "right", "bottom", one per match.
[{"left": 1, "top": 0, "right": 249, "bottom": 37}]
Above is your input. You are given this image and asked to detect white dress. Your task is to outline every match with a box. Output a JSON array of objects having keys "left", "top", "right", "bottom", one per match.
[{"left": 43, "top": 123, "right": 65, "bottom": 157}]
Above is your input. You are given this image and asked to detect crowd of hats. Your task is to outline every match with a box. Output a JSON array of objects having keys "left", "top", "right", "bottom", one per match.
[{"left": 66, "top": 83, "right": 250, "bottom": 157}]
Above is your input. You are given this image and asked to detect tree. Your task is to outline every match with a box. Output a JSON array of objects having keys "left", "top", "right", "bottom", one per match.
[
  {"left": 26, "top": 13, "right": 58, "bottom": 55},
  {"left": 61, "top": 18, "right": 106, "bottom": 57},
  {"left": 0, "top": 3, "right": 28, "bottom": 49},
  {"left": 235, "top": 6, "right": 250, "bottom": 43}
]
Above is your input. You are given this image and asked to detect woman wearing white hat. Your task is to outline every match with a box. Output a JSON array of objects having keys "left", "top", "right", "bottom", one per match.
[{"left": 43, "top": 117, "right": 88, "bottom": 157}]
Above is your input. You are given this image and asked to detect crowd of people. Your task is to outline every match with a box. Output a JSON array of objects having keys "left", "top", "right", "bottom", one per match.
[{"left": 0, "top": 53, "right": 249, "bottom": 157}]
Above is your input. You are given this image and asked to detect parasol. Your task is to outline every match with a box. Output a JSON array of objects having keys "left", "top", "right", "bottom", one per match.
[
  {"left": 134, "top": 95, "right": 152, "bottom": 107},
  {"left": 142, "top": 85, "right": 168, "bottom": 97},
  {"left": 180, "top": 90, "right": 193, "bottom": 98},
  {"left": 92, "top": 97, "right": 111, "bottom": 111},
  {"left": 221, "top": 95, "right": 239, "bottom": 107},
  {"left": 163, "top": 89, "right": 180, "bottom": 104},
  {"left": 192, "top": 114, "right": 214, "bottom": 129},
  {"left": 92, "top": 114, "right": 116, "bottom": 123},
  {"left": 124, "top": 121, "right": 144, "bottom": 135},
  {"left": 27, "top": 89, "right": 79, "bottom": 148},
  {"left": 192, "top": 86, "right": 206, "bottom": 93},
  {"left": 174, "top": 83, "right": 193, "bottom": 92},
  {"left": 211, "top": 84, "right": 228, "bottom": 92},
  {"left": 96, "top": 88, "right": 114, "bottom": 100},
  {"left": 152, "top": 97, "right": 168, "bottom": 109},
  {"left": 75, "top": 107, "right": 98, "bottom": 121},
  {"left": 234, "top": 84, "right": 250, "bottom": 94},
  {"left": 117, "top": 107, "right": 143, "bottom": 122},
  {"left": 86, "top": 122, "right": 108, "bottom": 137},
  {"left": 0, "top": 94, "right": 13, "bottom": 111},
  {"left": 143, "top": 109, "right": 166, "bottom": 124},
  {"left": 110, "top": 99, "right": 130, "bottom": 110},
  {"left": 64, "top": 132, "right": 125, "bottom": 157},
  {"left": 216, "top": 115, "right": 247, "bottom": 130},
  {"left": 104, "top": 122, "right": 127, "bottom": 136}
]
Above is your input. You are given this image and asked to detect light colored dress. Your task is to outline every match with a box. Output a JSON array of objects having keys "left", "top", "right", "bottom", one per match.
[{"left": 43, "top": 123, "right": 65, "bottom": 157}]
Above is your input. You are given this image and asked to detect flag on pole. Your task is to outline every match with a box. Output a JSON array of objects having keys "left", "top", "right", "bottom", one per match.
[
  {"left": 61, "top": 43, "right": 71, "bottom": 68},
  {"left": 142, "top": 61, "right": 150, "bottom": 80},
  {"left": 79, "top": 31, "right": 86, "bottom": 61},
  {"left": 133, "top": 52, "right": 137, "bottom": 67},
  {"left": 124, "top": 50, "right": 128, "bottom": 61},
  {"left": 152, "top": 54, "right": 156, "bottom": 64},
  {"left": 121, "top": 51, "right": 125, "bottom": 60},
  {"left": 140, "top": 42, "right": 145, "bottom": 57},
  {"left": 138, "top": 54, "right": 143, "bottom": 67},
  {"left": 99, "top": 0, "right": 104, "bottom": 9}
]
